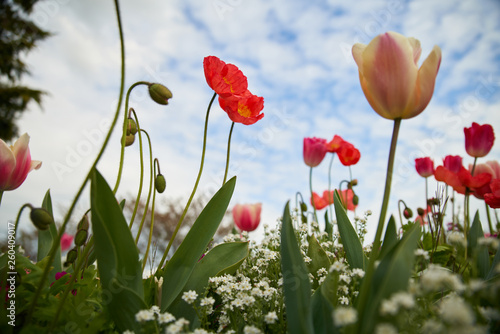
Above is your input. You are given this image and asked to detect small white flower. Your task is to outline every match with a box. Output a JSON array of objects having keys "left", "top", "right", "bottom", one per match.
[
  {"left": 333, "top": 307, "right": 357, "bottom": 326},
  {"left": 243, "top": 325, "right": 263, "bottom": 334},
  {"left": 192, "top": 329, "right": 210, "bottom": 334},
  {"left": 380, "top": 299, "right": 398, "bottom": 316},
  {"left": 158, "top": 312, "right": 175, "bottom": 324},
  {"left": 448, "top": 232, "right": 467, "bottom": 247},
  {"left": 200, "top": 297, "right": 215, "bottom": 307},
  {"left": 391, "top": 291, "right": 415, "bottom": 309},
  {"left": 478, "top": 237, "right": 499, "bottom": 250},
  {"left": 182, "top": 290, "right": 198, "bottom": 304},
  {"left": 122, "top": 330, "right": 134, "bottom": 334},
  {"left": 414, "top": 248, "right": 430, "bottom": 260},
  {"left": 150, "top": 305, "right": 160, "bottom": 314},
  {"left": 135, "top": 309, "right": 154, "bottom": 322},
  {"left": 339, "top": 273, "right": 351, "bottom": 284},
  {"left": 264, "top": 311, "right": 278, "bottom": 324},
  {"left": 439, "top": 294, "right": 475, "bottom": 326},
  {"left": 339, "top": 296, "right": 349, "bottom": 305},
  {"left": 374, "top": 323, "right": 398, "bottom": 334},
  {"left": 330, "top": 261, "right": 346, "bottom": 272},
  {"left": 351, "top": 268, "right": 365, "bottom": 278}
]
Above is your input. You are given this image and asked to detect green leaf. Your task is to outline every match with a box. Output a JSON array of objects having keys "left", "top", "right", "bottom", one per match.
[
  {"left": 307, "top": 234, "right": 331, "bottom": 282},
  {"left": 90, "top": 169, "right": 146, "bottom": 333},
  {"left": 168, "top": 241, "right": 249, "bottom": 325},
  {"left": 161, "top": 176, "right": 236, "bottom": 311},
  {"left": 280, "top": 201, "right": 314, "bottom": 334},
  {"left": 325, "top": 210, "right": 333, "bottom": 237},
  {"left": 333, "top": 190, "right": 367, "bottom": 270},
  {"left": 468, "top": 211, "right": 489, "bottom": 279},
  {"left": 311, "top": 287, "right": 337, "bottom": 334},
  {"left": 320, "top": 270, "right": 338, "bottom": 307},
  {"left": 358, "top": 224, "right": 420, "bottom": 334},
  {"left": 37, "top": 190, "right": 62, "bottom": 282},
  {"left": 486, "top": 245, "right": 500, "bottom": 280},
  {"left": 379, "top": 215, "right": 398, "bottom": 260}
]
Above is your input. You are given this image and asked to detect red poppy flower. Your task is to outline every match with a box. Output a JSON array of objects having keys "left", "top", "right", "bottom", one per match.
[
  {"left": 303, "top": 137, "right": 328, "bottom": 167},
  {"left": 415, "top": 157, "right": 434, "bottom": 178},
  {"left": 484, "top": 180, "right": 500, "bottom": 208},
  {"left": 337, "top": 141, "right": 361, "bottom": 166},
  {"left": 203, "top": 56, "right": 248, "bottom": 97},
  {"left": 326, "top": 135, "right": 344, "bottom": 153},
  {"left": 311, "top": 191, "right": 329, "bottom": 210},
  {"left": 334, "top": 189, "right": 358, "bottom": 211},
  {"left": 434, "top": 166, "right": 465, "bottom": 194},
  {"left": 464, "top": 122, "right": 495, "bottom": 158},
  {"left": 218, "top": 90, "right": 264, "bottom": 125}
]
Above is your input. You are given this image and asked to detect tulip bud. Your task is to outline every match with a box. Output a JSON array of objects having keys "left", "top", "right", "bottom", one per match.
[
  {"left": 126, "top": 118, "right": 138, "bottom": 135},
  {"left": 148, "top": 83, "right": 173, "bottom": 105},
  {"left": 155, "top": 174, "right": 166, "bottom": 193},
  {"left": 66, "top": 247, "right": 78, "bottom": 265},
  {"left": 417, "top": 207, "right": 425, "bottom": 216},
  {"left": 122, "top": 134, "right": 135, "bottom": 147},
  {"left": 77, "top": 214, "right": 89, "bottom": 231},
  {"left": 352, "top": 194, "right": 359, "bottom": 206},
  {"left": 74, "top": 229, "right": 88, "bottom": 246},
  {"left": 30, "top": 208, "right": 54, "bottom": 230},
  {"left": 403, "top": 208, "right": 413, "bottom": 219}
]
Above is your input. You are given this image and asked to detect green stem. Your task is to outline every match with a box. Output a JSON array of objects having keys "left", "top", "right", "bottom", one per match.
[
  {"left": 128, "top": 109, "right": 145, "bottom": 229},
  {"left": 486, "top": 202, "right": 494, "bottom": 234},
  {"left": 134, "top": 129, "right": 153, "bottom": 240},
  {"left": 26, "top": 0, "right": 126, "bottom": 322},
  {"left": 0, "top": 191, "right": 3, "bottom": 207},
  {"left": 157, "top": 92, "right": 217, "bottom": 270},
  {"left": 355, "top": 118, "right": 401, "bottom": 333},
  {"left": 222, "top": 122, "right": 235, "bottom": 185},
  {"left": 113, "top": 81, "right": 150, "bottom": 194},
  {"left": 14, "top": 204, "right": 31, "bottom": 238},
  {"left": 309, "top": 166, "right": 318, "bottom": 223},
  {"left": 142, "top": 159, "right": 159, "bottom": 273},
  {"left": 327, "top": 154, "right": 335, "bottom": 227}
]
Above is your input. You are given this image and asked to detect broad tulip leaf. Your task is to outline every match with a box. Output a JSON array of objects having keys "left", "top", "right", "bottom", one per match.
[
  {"left": 280, "top": 201, "right": 314, "bottom": 334},
  {"left": 468, "top": 211, "right": 489, "bottom": 279},
  {"left": 487, "top": 246, "right": 500, "bottom": 280},
  {"left": 358, "top": 223, "right": 420, "bottom": 334},
  {"left": 37, "top": 190, "right": 62, "bottom": 282},
  {"left": 307, "top": 234, "right": 331, "bottom": 281},
  {"left": 333, "top": 190, "right": 367, "bottom": 270},
  {"left": 379, "top": 215, "right": 398, "bottom": 260},
  {"left": 90, "top": 169, "right": 146, "bottom": 333},
  {"left": 311, "top": 287, "right": 337, "bottom": 334},
  {"left": 168, "top": 241, "right": 249, "bottom": 325},
  {"left": 320, "top": 270, "right": 339, "bottom": 308},
  {"left": 161, "top": 176, "right": 236, "bottom": 311}
]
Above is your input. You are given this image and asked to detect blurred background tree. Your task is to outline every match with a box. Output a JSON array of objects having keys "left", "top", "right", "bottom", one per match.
[{"left": 0, "top": 0, "right": 51, "bottom": 141}]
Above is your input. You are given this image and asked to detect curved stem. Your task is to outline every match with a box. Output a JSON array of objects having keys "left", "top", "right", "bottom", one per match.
[
  {"left": 327, "top": 154, "right": 335, "bottom": 226},
  {"left": 142, "top": 159, "right": 159, "bottom": 273},
  {"left": 157, "top": 92, "right": 217, "bottom": 270},
  {"left": 26, "top": 0, "right": 127, "bottom": 321},
  {"left": 128, "top": 109, "right": 145, "bottom": 229},
  {"left": 113, "top": 81, "right": 150, "bottom": 194},
  {"left": 309, "top": 166, "right": 318, "bottom": 223},
  {"left": 355, "top": 118, "right": 401, "bottom": 332},
  {"left": 222, "top": 122, "right": 235, "bottom": 185},
  {"left": 14, "top": 204, "right": 31, "bottom": 238},
  {"left": 134, "top": 129, "right": 154, "bottom": 240}
]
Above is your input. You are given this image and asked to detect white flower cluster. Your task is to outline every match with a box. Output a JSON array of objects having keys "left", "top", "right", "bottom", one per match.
[
  {"left": 380, "top": 291, "right": 415, "bottom": 316},
  {"left": 420, "top": 265, "right": 465, "bottom": 293}
]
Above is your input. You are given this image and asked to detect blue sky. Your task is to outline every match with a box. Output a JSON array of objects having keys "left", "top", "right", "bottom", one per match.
[{"left": 2, "top": 0, "right": 500, "bottom": 244}]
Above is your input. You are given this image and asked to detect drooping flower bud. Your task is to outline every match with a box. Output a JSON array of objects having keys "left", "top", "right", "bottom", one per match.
[
  {"left": 123, "top": 134, "right": 135, "bottom": 147},
  {"left": 77, "top": 214, "right": 89, "bottom": 231},
  {"left": 74, "top": 229, "right": 88, "bottom": 246},
  {"left": 352, "top": 194, "right": 359, "bottom": 206},
  {"left": 403, "top": 208, "right": 413, "bottom": 219},
  {"left": 126, "top": 118, "right": 138, "bottom": 135},
  {"left": 155, "top": 174, "right": 166, "bottom": 193},
  {"left": 30, "top": 208, "right": 54, "bottom": 230},
  {"left": 417, "top": 207, "right": 425, "bottom": 216},
  {"left": 65, "top": 247, "right": 78, "bottom": 265},
  {"left": 148, "top": 83, "right": 173, "bottom": 105}
]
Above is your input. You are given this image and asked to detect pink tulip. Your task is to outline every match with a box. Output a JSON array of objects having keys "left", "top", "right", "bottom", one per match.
[
  {"left": 0, "top": 133, "right": 41, "bottom": 191},
  {"left": 352, "top": 31, "right": 441, "bottom": 120},
  {"left": 232, "top": 203, "right": 262, "bottom": 232},
  {"left": 303, "top": 137, "right": 328, "bottom": 167},
  {"left": 464, "top": 122, "right": 495, "bottom": 158},
  {"left": 415, "top": 157, "right": 434, "bottom": 178}
]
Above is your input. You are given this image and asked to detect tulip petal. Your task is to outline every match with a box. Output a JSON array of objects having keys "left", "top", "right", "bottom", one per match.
[
  {"left": 352, "top": 43, "right": 366, "bottom": 69},
  {"left": 404, "top": 45, "right": 442, "bottom": 119},
  {"left": 360, "top": 32, "right": 419, "bottom": 119},
  {"left": 0, "top": 139, "right": 16, "bottom": 189}
]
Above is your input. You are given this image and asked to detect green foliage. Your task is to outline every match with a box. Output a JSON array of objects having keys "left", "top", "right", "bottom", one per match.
[
  {"left": 160, "top": 176, "right": 236, "bottom": 311},
  {"left": 280, "top": 201, "right": 314, "bottom": 334},
  {"left": 36, "top": 190, "right": 61, "bottom": 282},
  {"left": 468, "top": 211, "right": 490, "bottom": 279}
]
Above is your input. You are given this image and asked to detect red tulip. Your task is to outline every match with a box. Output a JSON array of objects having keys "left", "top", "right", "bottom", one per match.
[
  {"left": 352, "top": 31, "right": 441, "bottom": 120},
  {"left": 218, "top": 90, "right": 264, "bottom": 125},
  {"left": 443, "top": 155, "right": 462, "bottom": 173},
  {"left": 0, "top": 133, "right": 41, "bottom": 191},
  {"left": 415, "top": 157, "right": 434, "bottom": 178},
  {"left": 464, "top": 122, "right": 495, "bottom": 158},
  {"left": 337, "top": 141, "right": 361, "bottom": 166},
  {"left": 203, "top": 56, "right": 248, "bottom": 98},
  {"left": 232, "top": 203, "right": 262, "bottom": 232},
  {"left": 303, "top": 137, "right": 328, "bottom": 167}
]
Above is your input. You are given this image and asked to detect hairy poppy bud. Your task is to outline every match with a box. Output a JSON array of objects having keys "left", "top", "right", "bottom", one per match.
[
  {"left": 417, "top": 207, "right": 425, "bottom": 216},
  {"left": 122, "top": 134, "right": 135, "bottom": 147},
  {"left": 300, "top": 202, "right": 308, "bottom": 212},
  {"left": 403, "top": 208, "right": 413, "bottom": 219},
  {"left": 66, "top": 247, "right": 78, "bottom": 265},
  {"left": 126, "top": 118, "right": 138, "bottom": 135},
  {"left": 148, "top": 83, "right": 173, "bottom": 105},
  {"left": 30, "top": 208, "right": 54, "bottom": 230},
  {"left": 352, "top": 194, "right": 359, "bottom": 206},
  {"left": 155, "top": 174, "right": 166, "bottom": 193},
  {"left": 74, "top": 229, "right": 88, "bottom": 246}
]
